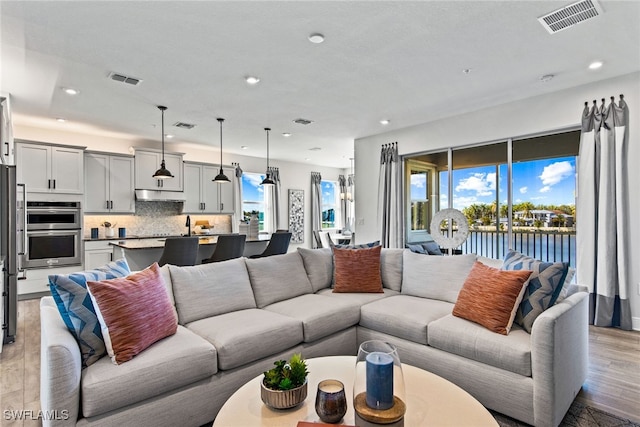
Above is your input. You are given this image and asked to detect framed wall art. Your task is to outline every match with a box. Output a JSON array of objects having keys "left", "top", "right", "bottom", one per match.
[{"left": 288, "top": 189, "right": 304, "bottom": 243}]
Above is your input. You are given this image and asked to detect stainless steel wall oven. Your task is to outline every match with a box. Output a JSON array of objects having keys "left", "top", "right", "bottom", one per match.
[{"left": 22, "top": 201, "right": 82, "bottom": 268}]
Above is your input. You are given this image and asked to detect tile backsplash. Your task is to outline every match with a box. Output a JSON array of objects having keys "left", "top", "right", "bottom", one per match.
[{"left": 84, "top": 201, "right": 232, "bottom": 238}]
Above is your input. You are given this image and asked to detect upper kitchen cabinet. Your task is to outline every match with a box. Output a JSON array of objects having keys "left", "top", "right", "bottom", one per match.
[
  {"left": 15, "top": 140, "right": 85, "bottom": 194},
  {"left": 134, "top": 148, "right": 183, "bottom": 192},
  {"left": 84, "top": 152, "right": 135, "bottom": 213},
  {"left": 183, "top": 162, "right": 234, "bottom": 214}
]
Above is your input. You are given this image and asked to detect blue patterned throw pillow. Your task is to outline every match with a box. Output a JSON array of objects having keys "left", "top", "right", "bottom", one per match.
[
  {"left": 49, "top": 258, "right": 131, "bottom": 367},
  {"left": 333, "top": 240, "right": 380, "bottom": 249},
  {"left": 501, "top": 250, "right": 569, "bottom": 333}
]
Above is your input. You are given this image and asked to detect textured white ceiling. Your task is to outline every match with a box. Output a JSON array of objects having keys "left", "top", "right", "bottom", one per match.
[{"left": 2, "top": 1, "right": 639, "bottom": 168}]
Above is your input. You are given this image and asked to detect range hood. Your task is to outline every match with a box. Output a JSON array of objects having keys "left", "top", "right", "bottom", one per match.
[{"left": 135, "top": 190, "right": 186, "bottom": 202}]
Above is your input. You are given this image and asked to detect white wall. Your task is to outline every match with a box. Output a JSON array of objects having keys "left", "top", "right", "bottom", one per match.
[
  {"left": 355, "top": 71, "right": 640, "bottom": 328},
  {"left": 13, "top": 124, "right": 346, "bottom": 251}
]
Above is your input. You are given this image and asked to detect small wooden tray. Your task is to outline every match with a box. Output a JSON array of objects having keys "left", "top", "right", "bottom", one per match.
[{"left": 353, "top": 392, "right": 406, "bottom": 424}]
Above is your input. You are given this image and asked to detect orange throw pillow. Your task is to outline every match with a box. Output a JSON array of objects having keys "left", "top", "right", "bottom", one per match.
[
  {"left": 87, "top": 262, "right": 177, "bottom": 364},
  {"left": 332, "top": 245, "right": 383, "bottom": 293},
  {"left": 453, "top": 261, "right": 531, "bottom": 335}
]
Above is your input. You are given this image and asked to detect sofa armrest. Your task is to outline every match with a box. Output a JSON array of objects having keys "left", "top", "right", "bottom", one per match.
[
  {"left": 531, "top": 291, "right": 589, "bottom": 427},
  {"left": 40, "top": 297, "right": 81, "bottom": 427}
]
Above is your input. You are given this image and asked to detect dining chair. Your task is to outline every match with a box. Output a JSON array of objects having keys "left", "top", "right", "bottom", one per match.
[
  {"left": 158, "top": 237, "right": 199, "bottom": 267},
  {"left": 313, "top": 230, "right": 324, "bottom": 248},
  {"left": 202, "top": 234, "right": 246, "bottom": 264},
  {"left": 275, "top": 229, "right": 289, "bottom": 233},
  {"left": 249, "top": 232, "right": 292, "bottom": 258}
]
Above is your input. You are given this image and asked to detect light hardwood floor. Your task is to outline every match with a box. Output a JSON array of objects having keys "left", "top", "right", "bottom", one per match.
[{"left": 1, "top": 299, "right": 639, "bottom": 426}]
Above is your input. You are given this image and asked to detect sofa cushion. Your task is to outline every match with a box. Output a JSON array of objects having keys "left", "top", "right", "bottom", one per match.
[
  {"left": 502, "top": 250, "right": 569, "bottom": 333},
  {"left": 316, "top": 288, "right": 399, "bottom": 305},
  {"left": 297, "top": 247, "right": 333, "bottom": 292},
  {"left": 264, "top": 294, "right": 361, "bottom": 342},
  {"left": 401, "top": 251, "right": 476, "bottom": 303},
  {"left": 81, "top": 325, "right": 217, "bottom": 418},
  {"left": 87, "top": 263, "right": 178, "bottom": 364},
  {"left": 245, "top": 252, "right": 314, "bottom": 308},
  {"left": 48, "top": 258, "right": 131, "bottom": 367},
  {"left": 360, "top": 295, "right": 453, "bottom": 345},
  {"left": 186, "top": 309, "right": 304, "bottom": 370},
  {"left": 428, "top": 314, "right": 532, "bottom": 376},
  {"left": 380, "top": 249, "right": 403, "bottom": 291},
  {"left": 169, "top": 258, "right": 256, "bottom": 324},
  {"left": 453, "top": 261, "right": 531, "bottom": 335},
  {"left": 333, "top": 245, "right": 383, "bottom": 293}
]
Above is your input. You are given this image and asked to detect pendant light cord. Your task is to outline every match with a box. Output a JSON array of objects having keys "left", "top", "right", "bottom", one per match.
[
  {"left": 265, "top": 127, "right": 271, "bottom": 171},
  {"left": 218, "top": 118, "right": 224, "bottom": 169}
]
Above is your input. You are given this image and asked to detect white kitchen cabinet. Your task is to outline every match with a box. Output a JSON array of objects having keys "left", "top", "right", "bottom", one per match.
[
  {"left": 15, "top": 141, "right": 85, "bottom": 194},
  {"left": 183, "top": 161, "right": 234, "bottom": 213},
  {"left": 84, "top": 240, "right": 113, "bottom": 270},
  {"left": 18, "top": 265, "right": 80, "bottom": 296},
  {"left": 134, "top": 149, "right": 183, "bottom": 192},
  {"left": 85, "top": 152, "right": 134, "bottom": 213}
]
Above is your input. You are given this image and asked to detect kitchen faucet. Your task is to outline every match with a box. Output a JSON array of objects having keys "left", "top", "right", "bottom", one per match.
[{"left": 185, "top": 215, "right": 191, "bottom": 236}]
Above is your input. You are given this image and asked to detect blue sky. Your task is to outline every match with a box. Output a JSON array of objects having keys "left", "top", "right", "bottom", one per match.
[
  {"left": 242, "top": 173, "right": 265, "bottom": 203},
  {"left": 322, "top": 181, "right": 336, "bottom": 206},
  {"left": 411, "top": 156, "right": 577, "bottom": 209}
]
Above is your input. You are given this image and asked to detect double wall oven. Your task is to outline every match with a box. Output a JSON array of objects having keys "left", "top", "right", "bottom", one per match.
[{"left": 21, "top": 201, "right": 82, "bottom": 269}]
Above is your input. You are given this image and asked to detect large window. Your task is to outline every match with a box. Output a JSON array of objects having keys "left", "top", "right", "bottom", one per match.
[
  {"left": 241, "top": 172, "right": 267, "bottom": 231},
  {"left": 321, "top": 180, "right": 340, "bottom": 229},
  {"left": 404, "top": 130, "right": 579, "bottom": 266}
]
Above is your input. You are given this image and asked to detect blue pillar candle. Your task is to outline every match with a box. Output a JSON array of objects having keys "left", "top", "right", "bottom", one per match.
[{"left": 365, "top": 351, "right": 394, "bottom": 410}]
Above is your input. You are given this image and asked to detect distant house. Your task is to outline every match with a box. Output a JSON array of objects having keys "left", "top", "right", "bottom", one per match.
[{"left": 514, "top": 210, "right": 573, "bottom": 227}]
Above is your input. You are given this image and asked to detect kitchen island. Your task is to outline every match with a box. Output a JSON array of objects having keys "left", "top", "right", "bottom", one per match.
[{"left": 109, "top": 235, "right": 270, "bottom": 271}]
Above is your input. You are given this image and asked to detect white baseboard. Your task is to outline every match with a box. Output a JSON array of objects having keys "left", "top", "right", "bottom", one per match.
[{"left": 632, "top": 317, "right": 640, "bottom": 331}]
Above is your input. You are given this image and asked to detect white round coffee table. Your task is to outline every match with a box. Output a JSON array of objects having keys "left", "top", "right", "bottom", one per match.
[{"left": 213, "top": 356, "right": 498, "bottom": 426}]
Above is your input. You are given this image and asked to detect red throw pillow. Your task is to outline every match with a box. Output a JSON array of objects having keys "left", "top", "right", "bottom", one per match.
[
  {"left": 452, "top": 261, "right": 532, "bottom": 335},
  {"left": 332, "top": 245, "right": 383, "bottom": 293},
  {"left": 87, "top": 262, "right": 177, "bottom": 364}
]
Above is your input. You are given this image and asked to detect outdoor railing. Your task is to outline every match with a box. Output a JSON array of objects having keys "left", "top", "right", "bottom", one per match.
[{"left": 442, "top": 228, "right": 576, "bottom": 267}]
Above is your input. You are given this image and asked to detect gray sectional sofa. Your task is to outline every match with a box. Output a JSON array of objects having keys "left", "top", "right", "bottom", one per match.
[{"left": 40, "top": 248, "right": 588, "bottom": 427}]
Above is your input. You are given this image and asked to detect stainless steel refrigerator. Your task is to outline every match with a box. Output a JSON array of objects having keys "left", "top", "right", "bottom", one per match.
[{"left": 1, "top": 164, "right": 19, "bottom": 345}]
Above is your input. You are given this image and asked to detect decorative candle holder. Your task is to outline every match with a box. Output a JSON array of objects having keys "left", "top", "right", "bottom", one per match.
[{"left": 354, "top": 340, "right": 406, "bottom": 424}]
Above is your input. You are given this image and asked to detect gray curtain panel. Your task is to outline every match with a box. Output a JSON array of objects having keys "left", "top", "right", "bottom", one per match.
[
  {"left": 577, "top": 95, "right": 631, "bottom": 330},
  {"left": 311, "top": 172, "right": 322, "bottom": 248},
  {"left": 338, "top": 174, "right": 347, "bottom": 230},
  {"left": 378, "top": 142, "right": 403, "bottom": 248},
  {"left": 267, "top": 166, "right": 281, "bottom": 232},
  {"left": 233, "top": 163, "right": 243, "bottom": 234}
]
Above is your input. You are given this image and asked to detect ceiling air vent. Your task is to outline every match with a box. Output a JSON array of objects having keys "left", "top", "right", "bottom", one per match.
[
  {"left": 108, "top": 72, "right": 142, "bottom": 86},
  {"left": 293, "top": 118, "right": 314, "bottom": 125},
  {"left": 173, "top": 122, "right": 196, "bottom": 129},
  {"left": 538, "top": 0, "right": 603, "bottom": 34}
]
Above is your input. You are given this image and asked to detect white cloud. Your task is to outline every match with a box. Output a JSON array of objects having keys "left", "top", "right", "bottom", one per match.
[
  {"left": 324, "top": 191, "right": 331, "bottom": 196},
  {"left": 452, "top": 196, "right": 480, "bottom": 210},
  {"left": 540, "top": 186, "right": 551, "bottom": 193},
  {"left": 455, "top": 173, "right": 495, "bottom": 197},
  {"left": 539, "top": 161, "right": 574, "bottom": 186},
  {"left": 411, "top": 174, "right": 426, "bottom": 188},
  {"left": 244, "top": 173, "right": 263, "bottom": 187},
  {"left": 519, "top": 186, "right": 528, "bottom": 194}
]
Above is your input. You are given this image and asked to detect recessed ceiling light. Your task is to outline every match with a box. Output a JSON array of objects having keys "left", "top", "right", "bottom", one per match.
[
  {"left": 589, "top": 61, "right": 603, "bottom": 70},
  {"left": 462, "top": 68, "right": 472, "bottom": 74},
  {"left": 305, "top": 158, "right": 310, "bottom": 161},
  {"left": 62, "top": 87, "right": 79, "bottom": 95},
  {"left": 282, "top": 132, "right": 292, "bottom": 137},
  {"left": 241, "top": 146, "right": 249, "bottom": 150},
  {"left": 55, "top": 118, "right": 66, "bottom": 122},
  {"left": 539, "top": 74, "right": 555, "bottom": 82},
  {"left": 380, "top": 119, "right": 390, "bottom": 125},
  {"left": 309, "top": 147, "right": 322, "bottom": 151},
  {"left": 245, "top": 76, "right": 260, "bottom": 85},
  {"left": 308, "top": 33, "right": 325, "bottom": 44},
  {"left": 165, "top": 134, "right": 174, "bottom": 139}
]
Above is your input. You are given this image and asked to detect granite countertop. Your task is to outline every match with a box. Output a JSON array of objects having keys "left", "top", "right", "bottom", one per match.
[{"left": 109, "top": 234, "right": 269, "bottom": 250}]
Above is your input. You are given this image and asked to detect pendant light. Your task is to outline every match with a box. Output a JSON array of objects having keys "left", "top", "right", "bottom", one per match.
[
  {"left": 260, "top": 127, "right": 275, "bottom": 185},
  {"left": 213, "top": 118, "right": 231, "bottom": 183},
  {"left": 152, "top": 105, "right": 174, "bottom": 179}
]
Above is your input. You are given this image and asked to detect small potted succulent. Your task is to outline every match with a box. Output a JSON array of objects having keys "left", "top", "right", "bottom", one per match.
[{"left": 260, "top": 353, "right": 309, "bottom": 409}]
